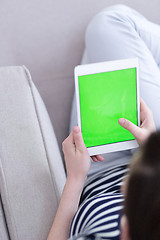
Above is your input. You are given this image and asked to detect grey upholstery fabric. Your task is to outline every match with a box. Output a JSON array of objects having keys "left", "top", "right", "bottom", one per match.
[
  {"left": 0, "top": 66, "right": 66, "bottom": 240},
  {"left": 0, "top": 197, "right": 9, "bottom": 240}
]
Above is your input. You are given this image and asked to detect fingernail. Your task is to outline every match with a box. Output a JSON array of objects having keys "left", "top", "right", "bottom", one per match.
[
  {"left": 73, "top": 126, "right": 80, "bottom": 133},
  {"left": 119, "top": 118, "right": 125, "bottom": 124}
]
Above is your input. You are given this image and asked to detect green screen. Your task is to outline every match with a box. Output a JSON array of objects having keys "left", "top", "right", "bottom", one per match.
[{"left": 78, "top": 68, "right": 137, "bottom": 147}]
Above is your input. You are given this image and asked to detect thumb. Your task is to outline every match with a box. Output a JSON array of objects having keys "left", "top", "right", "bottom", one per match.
[
  {"left": 72, "top": 126, "right": 86, "bottom": 151},
  {"left": 118, "top": 118, "right": 141, "bottom": 139}
]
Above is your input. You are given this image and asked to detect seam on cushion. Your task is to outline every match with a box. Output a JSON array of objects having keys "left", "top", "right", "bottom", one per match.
[
  {"left": 0, "top": 158, "right": 19, "bottom": 240},
  {"left": 0, "top": 195, "right": 11, "bottom": 240},
  {"left": 22, "top": 66, "right": 60, "bottom": 204}
]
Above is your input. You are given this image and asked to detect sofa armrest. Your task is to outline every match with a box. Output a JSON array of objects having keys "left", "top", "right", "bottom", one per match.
[{"left": 0, "top": 66, "right": 66, "bottom": 240}]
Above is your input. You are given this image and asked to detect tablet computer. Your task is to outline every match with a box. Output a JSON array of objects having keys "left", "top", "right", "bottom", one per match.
[{"left": 74, "top": 58, "right": 140, "bottom": 156}]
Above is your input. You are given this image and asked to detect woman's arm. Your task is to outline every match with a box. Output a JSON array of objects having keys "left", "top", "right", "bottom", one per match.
[
  {"left": 118, "top": 98, "right": 156, "bottom": 146},
  {"left": 47, "top": 177, "right": 85, "bottom": 240},
  {"left": 47, "top": 126, "right": 91, "bottom": 240}
]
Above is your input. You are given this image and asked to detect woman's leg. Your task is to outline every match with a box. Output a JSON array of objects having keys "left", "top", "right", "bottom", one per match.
[
  {"left": 70, "top": 5, "right": 160, "bottom": 177},
  {"left": 85, "top": 4, "right": 160, "bottom": 129}
]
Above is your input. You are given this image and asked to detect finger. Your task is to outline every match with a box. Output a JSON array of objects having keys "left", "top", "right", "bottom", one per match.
[
  {"left": 118, "top": 118, "right": 141, "bottom": 139},
  {"left": 62, "top": 132, "right": 73, "bottom": 147},
  {"left": 95, "top": 154, "right": 104, "bottom": 161},
  {"left": 140, "top": 98, "right": 152, "bottom": 122},
  {"left": 140, "top": 98, "right": 149, "bottom": 112},
  {"left": 140, "top": 98, "right": 146, "bottom": 122},
  {"left": 91, "top": 155, "right": 104, "bottom": 162},
  {"left": 140, "top": 98, "right": 151, "bottom": 115},
  {"left": 91, "top": 156, "right": 98, "bottom": 162},
  {"left": 62, "top": 131, "right": 74, "bottom": 153},
  {"left": 72, "top": 126, "right": 86, "bottom": 151}
]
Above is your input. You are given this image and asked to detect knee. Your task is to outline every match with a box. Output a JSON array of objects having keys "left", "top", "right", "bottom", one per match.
[
  {"left": 102, "top": 4, "right": 133, "bottom": 14},
  {"left": 85, "top": 4, "right": 135, "bottom": 42}
]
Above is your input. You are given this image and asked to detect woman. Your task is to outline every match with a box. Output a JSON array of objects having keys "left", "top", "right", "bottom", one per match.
[
  {"left": 47, "top": 5, "right": 160, "bottom": 240},
  {"left": 121, "top": 130, "right": 160, "bottom": 240}
]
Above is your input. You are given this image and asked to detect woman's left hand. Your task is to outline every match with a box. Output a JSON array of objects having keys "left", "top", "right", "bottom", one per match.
[
  {"left": 48, "top": 127, "right": 92, "bottom": 240},
  {"left": 62, "top": 126, "right": 91, "bottom": 182}
]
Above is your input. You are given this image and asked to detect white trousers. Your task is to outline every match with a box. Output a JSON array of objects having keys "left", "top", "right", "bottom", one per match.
[{"left": 70, "top": 5, "right": 160, "bottom": 177}]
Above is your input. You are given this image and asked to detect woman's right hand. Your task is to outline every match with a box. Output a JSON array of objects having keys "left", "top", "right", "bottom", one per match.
[{"left": 118, "top": 98, "right": 156, "bottom": 146}]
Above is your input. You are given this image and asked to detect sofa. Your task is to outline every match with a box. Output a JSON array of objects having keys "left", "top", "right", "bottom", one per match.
[
  {"left": 0, "top": 0, "right": 159, "bottom": 239},
  {"left": 0, "top": 66, "right": 66, "bottom": 240}
]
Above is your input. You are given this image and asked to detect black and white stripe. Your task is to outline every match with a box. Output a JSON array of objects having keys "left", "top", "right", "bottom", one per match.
[{"left": 69, "top": 164, "right": 129, "bottom": 240}]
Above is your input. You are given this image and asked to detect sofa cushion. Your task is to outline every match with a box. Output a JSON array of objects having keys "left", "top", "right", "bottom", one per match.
[
  {"left": 0, "top": 196, "right": 9, "bottom": 240},
  {"left": 0, "top": 66, "right": 66, "bottom": 240}
]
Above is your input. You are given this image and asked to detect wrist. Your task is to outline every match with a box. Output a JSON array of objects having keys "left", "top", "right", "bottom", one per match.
[
  {"left": 63, "top": 177, "right": 85, "bottom": 212},
  {"left": 66, "top": 175, "right": 86, "bottom": 191}
]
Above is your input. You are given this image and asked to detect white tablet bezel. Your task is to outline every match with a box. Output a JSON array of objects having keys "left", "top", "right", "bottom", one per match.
[{"left": 74, "top": 58, "right": 140, "bottom": 156}]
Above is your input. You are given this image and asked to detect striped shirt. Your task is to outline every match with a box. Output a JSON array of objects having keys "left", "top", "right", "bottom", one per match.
[{"left": 69, "top": 164, "right": 129, "bottom": 240}]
